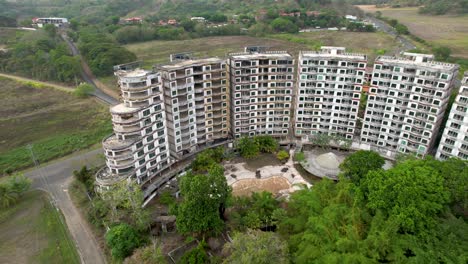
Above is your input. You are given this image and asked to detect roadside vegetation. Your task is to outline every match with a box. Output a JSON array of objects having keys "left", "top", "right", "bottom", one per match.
[
  {"left": 0, "top": 78, "right": 112, "bottom": 175},
  {"left": 0, "top": 25, "right": 80, "bottom": 83}
]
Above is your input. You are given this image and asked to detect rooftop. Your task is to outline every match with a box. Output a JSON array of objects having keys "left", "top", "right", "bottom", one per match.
[
  {"left": 156, "top": 57, "right": 225, "bottom": 70},
  {"left": 300, "top": 46, "right": 367, "bottom": 60},
  {"left": 111, "top": 103, "right": 140, "bottom": 114},
  {"left": 115, "top": 68, "right": 153, "bottom": 78},
  {"left": 102, "top": 134, "right": 137, "bottom": 150},
  {"left": 229, "top": 51, "right": 292, "bottom": 60},
  {"left": 376, "top": 55, "right": 459, "bottom": 71}
]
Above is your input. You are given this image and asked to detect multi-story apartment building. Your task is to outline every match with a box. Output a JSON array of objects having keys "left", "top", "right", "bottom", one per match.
[
  {"left": 360, "top": 53, "right": 459, "bottom": 158},
  {"left": 157, "top": 58, "right": 230, "bottom": 159},
  {"left": 228, "top": 50, "right": 295, "bottom": 140},
  {"left": 436, "top": 72, "right": 468, "bottom": 160},
  {"left": 96, "top": 69, "right": 172, "bottom": 191},
  {"left": 295, "top": 47, "right": 367, "bottom": 141}
]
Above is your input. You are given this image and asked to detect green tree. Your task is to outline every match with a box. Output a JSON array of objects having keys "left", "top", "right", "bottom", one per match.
[
  {"left": 43, "top": 24, "right": 57, "bottom": 38},
  {"left": 74, "top": 83, "right": 94, "bottom": 98},
  {"left": 395, "top": 23, "right": 409, "bottom": 35},
  {"left": 179, "top": 242, "right": 208, "bottom": 264},
  {"left": 176, "top": 164, "right": 231, "bottom": 236},
  {"left": 102, "top": 181, "right": 150, "bottom": 231},
  {"left": 236, "top": 137, "right": 259, "bottom": 158},
  {"left": 270, "top": 17, "right": 299, "bottom": 33},
  {"left": 433, "top": 46, "right": 452, "bottom": 61},
  {"left": 339, "top": 150, "right": 385, "bottom": 185},
  {"left": 223, "top": 230, "right": 289, "bottom": 264},
  {"left": 363, "top": 159, "right": 449, "bottom": 235},
  {"left": 106, "top": 223, "right": 144, "bottom": 260},
  {"left": 191, "top": 147, "right": 224, "bottom": 173},
  {"left": 254, "top": 135, "right": 278, "bottom": 153},
  {"left": 389, "top": 18, "right": 398, "bottom": 27},
  {"left": 0, "top": 173, "right": 31, "bottom": 208},
  {"left": 276, "top": 150, "right": 289, "bottom": 163}
]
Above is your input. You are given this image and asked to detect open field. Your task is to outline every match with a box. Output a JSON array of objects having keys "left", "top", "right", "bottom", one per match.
[
  {"left": 126, "top": 33, "right": 399, "bottom": 66},
  {"left": 0, "top": 77, "right": 112, "bottom": 174},
  {"left": 0, "top": 190, "right": 80, "bottom": 264},
  {"left": 102, "top": 33, "right": 400, "bottom": 91},
  {"left": 357, "top": 5, "right": 468, "bottom": 58}
]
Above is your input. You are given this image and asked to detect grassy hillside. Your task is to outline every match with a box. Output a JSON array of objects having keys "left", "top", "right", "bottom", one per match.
[{"left": 0, "top": 77, "right": 112, "bottom": 174}]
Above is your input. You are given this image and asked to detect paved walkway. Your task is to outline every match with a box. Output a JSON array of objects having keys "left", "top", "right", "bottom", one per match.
[
  {"left": 224, "top": 149, "right": 312, "bottom": 196},
  {"left": 25, "top": 149, "right": 107, "bottom": 264}
]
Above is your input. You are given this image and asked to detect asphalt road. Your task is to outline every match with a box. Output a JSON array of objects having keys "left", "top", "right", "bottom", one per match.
[
  {"left": 25, "top": 149, "right": 107, "bottom": 264},
  {"left": 60, "top": 32, "right": 119, "bottom": 105},
  {"left": 366, "top": 15, "right": 416, "bottom": 52}
]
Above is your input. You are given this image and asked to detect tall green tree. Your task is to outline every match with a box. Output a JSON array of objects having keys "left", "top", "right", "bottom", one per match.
[
  {"left": 105, "top": 223, "right": 144, "bottom": 260},
  {"left": 339, "top": 150, "right": 385, "bottom": 184},
  {"left": 176, "top": 164, "right": 231, "bottom": 236}
]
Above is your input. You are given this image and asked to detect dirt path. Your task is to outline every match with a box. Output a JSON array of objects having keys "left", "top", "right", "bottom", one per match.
[
  {"left": 25, "top": 149, "right": 107, "bottom": 264},
  {"left": 0, "top": 72, "right": 74, "bottom": 93}
]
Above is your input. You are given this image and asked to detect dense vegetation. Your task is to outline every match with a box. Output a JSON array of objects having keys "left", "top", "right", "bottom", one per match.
[
  {"left": 0, "top": 25, "right": 80, "bottom": 83},
  {"left": 0, "top": 174, "right": 31, "bottom": 208},
  {"left": 77, "top": 27, "right": 137, "bottom": 76}
]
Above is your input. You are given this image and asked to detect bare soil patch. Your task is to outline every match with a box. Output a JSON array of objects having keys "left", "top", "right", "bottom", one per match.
[{"left": 232, "top": 176, "right": 291, "bottom": 197}]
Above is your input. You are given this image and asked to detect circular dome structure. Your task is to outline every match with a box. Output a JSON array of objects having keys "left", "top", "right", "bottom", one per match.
[{"left": 315, "top": 152, "right": 340, "bottom": 170}]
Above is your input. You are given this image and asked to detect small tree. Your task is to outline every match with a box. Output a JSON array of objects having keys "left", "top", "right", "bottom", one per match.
[
  {"left": 105, "top": 223, "right": 144, "bottom": 260},
  {"left": 276, "top": 150, "right": 289, "bottom": 163},
  {"left": 433, "top": 46, "right": 452, "bottom": 61},
  {"left": 74, "top": 83, "right": 94, "bottom": 98},
  {"left": 124, "top": 243, "right": 167, "bottom": 264},
  {"left": 236, "top": 137, "right": 259, "bottom": 158},
  {"left": 254, "top": 135, "right": 278, "bottom": 153},
  {"left": 0, "top": 173, "right": 31, "bottom": 208},
  {"left": 395, "top": 23, "right": 409, "bottom": 35}
]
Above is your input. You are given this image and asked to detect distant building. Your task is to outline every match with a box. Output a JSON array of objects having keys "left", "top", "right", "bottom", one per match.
[
  {"left": 345, "top": 15, "right": 358, "bottom": 21},
  {"left": 191, "top": 17, "right": 206, "bottom": 23},
  {"left": 306, "top": 11, "right": 322, "bottom": 17},
  {"left": 280, "top": 11, "right": 301, "bottom": 17},
  {"left": 167, "top": 19, "right": 178, "bottom": 25},
  {"left": 436, "top": 72, "right": 468, "bottom": 160},
  {"left": 32, "top": 17, "right": 68, "bottom": 28},
  {"left": 123, "top": 17, "right": 143, "bottom": 24}
]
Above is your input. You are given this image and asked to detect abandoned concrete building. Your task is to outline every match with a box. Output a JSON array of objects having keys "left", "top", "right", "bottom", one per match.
[{"left": 96, "top": 47, "right": 465, "bottom": 194}]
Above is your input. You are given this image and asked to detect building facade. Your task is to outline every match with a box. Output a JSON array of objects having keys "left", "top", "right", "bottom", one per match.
[
  {"left": 360, "top": 53, "right": 459, "bottom": 158},
  {"left": 436, "top": 72, "right": 468, "bottom": 160},
  {"left": 295, "top": 47, "right": 367, "bottom": 142},
  {"left": 157, "top": 58, "right": 230, "bottom": 159},
  {"left": 228, "top": 50, "right": 295, "bottom": 140},
  {"left": 96, "top": 69, "right": 172, "bottom": 191}
]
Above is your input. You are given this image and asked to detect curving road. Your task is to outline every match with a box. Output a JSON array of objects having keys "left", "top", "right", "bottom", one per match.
[
  {"left": 60, "top": 32, "right": 119, "bottom": 105},
  {"left": 25, "top": 148, "right": 107, "bottom": 264},
  {"left": 365, "top": 15, "right": 416, "bottom": 52}
]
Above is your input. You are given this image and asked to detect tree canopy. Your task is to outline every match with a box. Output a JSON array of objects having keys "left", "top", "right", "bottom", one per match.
[
  {"left": 176, "top": 164, "right": 231, "bottom": 236},
  {"left": 339, "top": 150, "right": 385, "bottom": 184}
]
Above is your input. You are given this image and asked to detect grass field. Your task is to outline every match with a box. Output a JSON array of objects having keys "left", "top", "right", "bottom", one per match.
[
  {"left": 104, "top": 33, "right": 399, "bottom": 91},
  {"left": 0, "top": 190, "right": 80, "bottom": 264},
  {"left": 0, "top": 77, "right": 112, "bottom": 174},
  {"left": 357, "top": 5, "right": 468, "bottom": 58}
]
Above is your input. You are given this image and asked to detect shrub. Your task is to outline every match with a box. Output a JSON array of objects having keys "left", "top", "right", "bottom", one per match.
[
  {"left": 74, "top": 83, "right": 94, "bottom": 98},
  {"left": 294, "top": 152, "right": 305, "bottom": 162},
  {"left": 179, "top": 242, "right": 208, "bottom": 264},
  {"left": 276, "top": 150, "right": 290, "bottom": 163},
  {"left": 105, "top": 223, "right": 144, "bottom": 260}
]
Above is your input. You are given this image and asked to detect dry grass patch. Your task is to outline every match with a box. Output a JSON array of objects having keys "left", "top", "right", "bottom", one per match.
[
  {"left": 357, "top": 5, "right": 468, "bottom": 58},
  {"left": 231, "top": 176, "right": 291, "bottom": 197}
]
